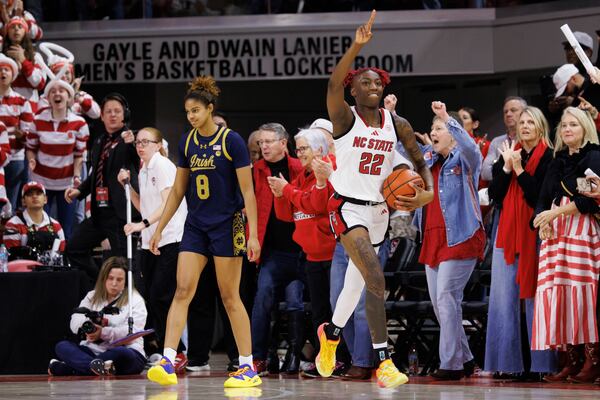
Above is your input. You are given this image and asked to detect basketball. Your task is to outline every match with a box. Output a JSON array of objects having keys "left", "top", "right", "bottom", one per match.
[{"left": 382, "top": 169, "right": 424, "bottom": 210}]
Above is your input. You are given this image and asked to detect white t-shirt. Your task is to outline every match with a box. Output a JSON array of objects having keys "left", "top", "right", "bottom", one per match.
[{"left": 139, "top": 153, "right": 187, "bottom": 249}]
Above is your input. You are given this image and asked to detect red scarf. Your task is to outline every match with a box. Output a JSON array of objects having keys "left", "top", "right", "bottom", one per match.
[{"left": 495, "top": 141, "right": 548, "bottom": 299}]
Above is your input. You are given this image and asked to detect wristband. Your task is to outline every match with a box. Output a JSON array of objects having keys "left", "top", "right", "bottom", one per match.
[{"left": 143, "top": 219, "right": 150, "bottom": 228}]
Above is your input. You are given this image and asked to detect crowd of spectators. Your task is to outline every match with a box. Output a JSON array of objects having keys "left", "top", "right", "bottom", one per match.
[{"left": 1, "top": 0, "right": 600, "bottom": 384}]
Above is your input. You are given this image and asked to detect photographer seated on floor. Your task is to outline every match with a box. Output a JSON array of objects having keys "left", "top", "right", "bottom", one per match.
[
  {"left": 49, "top": 257, "right": 147, "bottom": 376},
  {"left": 3, "top": 181, "right": 66, "bottom": 259}
]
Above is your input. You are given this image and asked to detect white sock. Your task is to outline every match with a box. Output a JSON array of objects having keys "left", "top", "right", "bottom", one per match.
[
  {"left": 164, "top": 348, "right": 177, "bottom": 364},
  {"left": 239, "top": 354, "right": 253, "bottom": 369},
  {"left": 373, "top": 342, "right": 387, "bottom": 350}
]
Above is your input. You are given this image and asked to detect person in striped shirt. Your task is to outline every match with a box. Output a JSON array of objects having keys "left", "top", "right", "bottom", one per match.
[
  {"left": 26, "top": 78, "right": 89, "bottom": 239},
  {"left": 3, "top": 15, "right": 45, "bottom": 111},
  {"left": 0, "top": 1, "right": 43, "bottom": 42},
  {"left": 0, "top": 53, "right": 34, "bottom": 212},
  {"left": 37, "top": 56, "right": 101, "bottom": 120},
  {"left": 3, "top": 181, "right": 65, "bottom": 253}
]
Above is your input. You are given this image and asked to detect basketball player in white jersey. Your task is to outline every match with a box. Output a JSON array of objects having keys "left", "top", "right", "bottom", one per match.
[{"left": 315, "top": 10, "right": 434, "bottom": 388}]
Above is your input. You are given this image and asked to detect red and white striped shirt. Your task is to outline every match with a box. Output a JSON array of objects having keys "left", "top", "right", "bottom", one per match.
[
  {"left": 3, "top": 210, "right": 65, "bottom": 251},
  {"left": 27, "top": 109, "right": 89, "bottom": 190},
  {"left": 13, "top": 56, "right": 46, "bottom": 110},
  {"left": 24, "top": 11, "right": 43, "bottom": 42},
  {"left": 0, "top": 88, "right": 35, "bottom": 160}
]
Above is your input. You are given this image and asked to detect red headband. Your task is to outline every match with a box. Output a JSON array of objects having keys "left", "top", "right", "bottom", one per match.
[
  {"left": 6, "top": 17, "right": 29, "bottom": 34},
  {"left": 50, "top": 61, "right": 75, "bottom": 77}
]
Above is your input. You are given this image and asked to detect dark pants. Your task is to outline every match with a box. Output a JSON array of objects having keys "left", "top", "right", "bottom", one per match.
[
  {"left": 45, "top": 189, "right": 76, "bottom": 240},
  {"left": 251, "top": 250, "right": 304, "bottom": 360},
  {"left": 5, "top": 159, "right": 27, "bottom": 212},
  {"left": 67, "top": 210, "right": 128, "bottom": 283},
  {"left": 305, "top": 260, "right": 332, "bottom": 352},
  {"left": 54, "top": 340, "right": 145, "bottom": 375},
  {"left": 139, "top": 243, "right": 180, "bottom": 351}
]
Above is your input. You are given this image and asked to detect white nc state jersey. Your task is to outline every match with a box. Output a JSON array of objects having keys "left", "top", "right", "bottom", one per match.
[{"left": 330, "top": 106, "right": 398, "bottom": 202}]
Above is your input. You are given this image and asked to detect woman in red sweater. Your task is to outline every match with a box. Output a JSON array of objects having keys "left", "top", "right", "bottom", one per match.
[{"left": 268, "top": 127, "right": 336, "bottom": 374}]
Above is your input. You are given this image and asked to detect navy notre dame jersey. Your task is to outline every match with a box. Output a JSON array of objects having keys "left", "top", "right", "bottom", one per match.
[{"left": 177, "top": 126, "right": 250, "bottom": 227}]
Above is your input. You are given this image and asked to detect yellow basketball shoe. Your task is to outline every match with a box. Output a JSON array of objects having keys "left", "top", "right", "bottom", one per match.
[
  {"left": 223, "top": 364, "right": 262, "bottom": 388},
  {"left": 376, "top": 359, "right": 409, "bottom": 388},
  {"left": 315, "top": 323, "right": 340, "bottom": 377},
  {"left": 147, "top": 356, "right": 178, "bottom": 386}
]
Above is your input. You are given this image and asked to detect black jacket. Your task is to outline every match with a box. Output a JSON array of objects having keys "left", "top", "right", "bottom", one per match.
[
  {"left": 488, "top": 145, "right": 554, "bottom": 210},
  {"left": 535, "top": 142, "right": 600, "bottom": 217},
  {"left": 77, "top": 126, "right": 141, "bottom": 222}
]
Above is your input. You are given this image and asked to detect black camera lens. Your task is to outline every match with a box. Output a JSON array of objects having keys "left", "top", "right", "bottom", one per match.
[{"left": 81, "top": 321, "right": 97, "bottom": 334}]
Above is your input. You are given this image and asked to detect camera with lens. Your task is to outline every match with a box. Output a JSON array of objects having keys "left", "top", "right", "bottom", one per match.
[{"left": 73, "top": 305, "right": 120, "bottom": 338}]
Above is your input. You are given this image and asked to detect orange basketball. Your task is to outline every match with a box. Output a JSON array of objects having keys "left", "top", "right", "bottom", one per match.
[{"left": 382, "top": 169, "right": 424, "bottom": 210}]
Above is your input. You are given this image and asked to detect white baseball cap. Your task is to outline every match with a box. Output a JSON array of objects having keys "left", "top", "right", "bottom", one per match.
[
  {"left": 309, "top": 118, "right": 333, "bottom": 133},
  {"left": 553, "top": 64, "right": 579, "bottom": 98},
  {"left": 563, "top": 31, "right": 594, "bottom": 50}
]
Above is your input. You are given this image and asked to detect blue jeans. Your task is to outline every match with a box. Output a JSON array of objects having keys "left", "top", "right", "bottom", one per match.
[
  {"left": 5, "top": 159, "right": 27, "bottom": 212},
  {"left": 45, "top": 189, "right": 76, "bottom": 239},
  {"left": 251, "top": 250, "right": 304, "bottom": 360},
  {"left": 485, "top": 248, "right": 522, "bottom": 372},
  {"left": 54, "top": 340, "right": 146, "bottom": 375},
  {"left": 525, "top": 297, "right": 558, "bottom": 372},
  {"left": 425, "top": 259, "right": 475, "bottom": 370},
  {"left": 329, "top": 242, "right": 387, "bottom": 368}
]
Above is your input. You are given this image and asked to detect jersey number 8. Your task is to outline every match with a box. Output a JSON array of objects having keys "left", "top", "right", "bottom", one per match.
[{"left": 196, "top": 174, "right": 209, "bottom": 199}]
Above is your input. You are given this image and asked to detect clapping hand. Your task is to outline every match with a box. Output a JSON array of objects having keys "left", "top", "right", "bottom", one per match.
[
  {"left": 499, "top": 140, "right": 516, "bottom": 171},
  {"left": 311, "top": 156, "right": 333, "bottom": 186},
  {"left": 267, "top": 173, "right": 288, "bottom": 197}
]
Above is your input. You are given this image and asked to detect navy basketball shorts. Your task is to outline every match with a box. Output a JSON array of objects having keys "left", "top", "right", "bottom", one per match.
[{"left": 179, "top": 211, "right": 246, "bottom": 257}]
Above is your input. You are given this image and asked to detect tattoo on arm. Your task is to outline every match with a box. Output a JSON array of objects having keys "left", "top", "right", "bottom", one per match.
[{"left": 393, "top": 115, "right": 434, "bottom": 190}]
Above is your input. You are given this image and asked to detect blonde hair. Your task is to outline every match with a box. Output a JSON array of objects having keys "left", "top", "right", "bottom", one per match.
[
  {"left": 554, "top": 107, "right": 599, "bottom": 155},
  {"left": 91, "top": 257, "right": 132, "bottom": 309},
  {"left": 517, "top": 106, "right": 552, "bottom": 148},
  {"left": 140, "top": 127, "right": 166, "bottom": 157}
]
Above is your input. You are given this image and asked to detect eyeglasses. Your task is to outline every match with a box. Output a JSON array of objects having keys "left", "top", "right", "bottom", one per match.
[
  {"left": 295, "top": 146, "right": 311, "bottom": 154},
  {"left": 257, "top": 138, "right": 281, "bottom": 146},
  {"left": 134, "top": 139, "right": 159, "bottom": 147}
]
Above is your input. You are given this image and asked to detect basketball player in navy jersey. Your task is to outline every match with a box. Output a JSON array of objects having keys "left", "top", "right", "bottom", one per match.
[
  {"left": 147, "top": 76, "right": 261, "bottom": 388},
  {"left": 315, "top": 10, "right": 434, "bottom": 388}
]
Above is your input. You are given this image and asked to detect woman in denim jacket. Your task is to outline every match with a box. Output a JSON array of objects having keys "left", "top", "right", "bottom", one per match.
[{"left": 414, "top": 101, "right": 486, "bottom": 380}]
